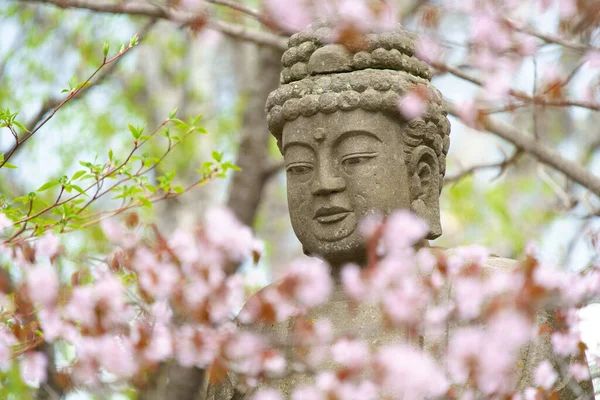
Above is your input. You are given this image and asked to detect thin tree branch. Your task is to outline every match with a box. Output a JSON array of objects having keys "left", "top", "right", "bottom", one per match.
[
  {"left": 262, "top": 160, "right": 285, "bottom": 182},
  {"left": 0, "top": 37, "right": 140, "bottom": 168},
  {"left": 437, "top": 63, "right": 600, "bottom": 112},
  {"left": 17, "top": 19, "right": 155, "bottom": 143},
  {"left": 205, "top": 0, "right": 263, "bottom": 23},
  {"left": 447, "top": 102, "right": 600, "bottom": 198},
  {"left": 19, "top": 0, "right": 288, "bottom": 50},
  {"left": 444, "top": 150, "right": 522, "bottom": 184},
  {"left": 505, "top": 19, "right": 599, "bottom": 53}
]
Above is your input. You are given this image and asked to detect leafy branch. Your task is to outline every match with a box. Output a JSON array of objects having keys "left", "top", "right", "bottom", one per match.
[
  {"left": 0, "top": 34, "right": 140, "bottom": 169},
  {"left": 1, "top": 112, "right": 238, "bottom": 244}
]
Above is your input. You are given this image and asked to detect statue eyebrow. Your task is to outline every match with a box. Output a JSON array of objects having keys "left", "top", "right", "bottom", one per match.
[
  {"left": 282, "top": 140, "right": 314, "bottom": 154},
  {"left": 333, "top": 130, "right": 383, "bottom": 146}
]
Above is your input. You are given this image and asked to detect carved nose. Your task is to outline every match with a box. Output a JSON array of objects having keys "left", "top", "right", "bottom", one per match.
[{"left": 311, "top": 165, "right": 346, "bottom": 195}]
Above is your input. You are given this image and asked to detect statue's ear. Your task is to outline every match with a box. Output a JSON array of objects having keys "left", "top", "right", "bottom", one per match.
[{"left": 409, "top": 145, "right": 442, "bottom": 239}]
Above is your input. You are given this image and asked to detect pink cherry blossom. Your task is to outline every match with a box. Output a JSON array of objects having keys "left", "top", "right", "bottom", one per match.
[
  {"left": 331, "top": 338, "right": 370, "bottom": 370},
  {"left": 569, "top": 362, "right": 590, "bottom": 381},
  {"left": 174, "top": 324, "right": 222, "bottom": 368},
  {"left": 455, "top": 100, "right": 480, "bottom": 128},
  {"left": 415, "top": 36, "right": 442, "bottom": 64},
  {"left": 584, "top": 51, "right": 600, "bottom": 68},
  {"left": 144, "top": 323, "right": 173, "bottom": 363},
  {"left": 36, "top": 232, "right": 60, "bottom": 258},
  {"left": 447, "top": 326, "right": 485, "bottom": 383},
  {"left": 341, "top": 263, "right": 367, "bottom": 301},
  {"left": 19, "top": 351, "right": 47, "bottom": 385},
  {"left": 264, "top": 0, "right": 312, "bottom": 33},
  {"left": 26, "top": 266, "right": 59, "bottom": 307},
  {"left": 179, "top": 0, "right": 204, "bottom": 12},
  {"left": 0, "top": 326, "right": 16, "bottom": 370},
  {"left": 283, "top": 258, "right": 332, "bottom": 308},
  {"left": 483, "top": 69, "right": 513, "bottom": 101},
  {"left": 359, "top": 213, "right": 383, "bottom": 240},
  {"left": 470, "top": 12, "right": 510, "bottom": 51},
  {"left": 416, "top": 248, "right": 436, "bottom": 274},
  {"left": 252, "top": 388, "right": 283, "bottom": 400},
  {"left": 205, "top": 207, "right": 259, "bottom": 262},
  {"left": 38, "top": 308, "right": 63, "bottom": 342},
  {"left": 447, "top": 244, "right": 489, "bottom": 274},
  {"left": 336, "top": 380, "right": 378, "bottom": 400},
  {"left": 374, "top": 344, "right": 448, "bottom": 399},
  {"left": 488, "top": 310, "right": 532, "bottom": 349},
  {"left": 551, "top": 330, "right": 580, "bottom": 356},
  {"left": 0, "top": 212, "right": 12, "bottom": 233},
  {"left": 398, "top": 91, "right": 427, "bottom": 120},
  {"left": 101, "top": 219, "right": 138, "bottom": 249},
  {"left": 65, "top": 274, "right": 131, "bottom": 331},
  {"left": 98, "top": 335, "right": 137, "bottom": 377},
  {"left": 382, "top": 278, "right": 429, "bottom": 326},
  {"left": 382, "top": 209, "right": 429, "bottom": 250},
  {"left": 133, "top": 247, "right": 180, "bottom": 299},
  {"left": 559, "top": 0, "right": 577, "bottom": 18},
  {"left": 453, "top": 276, "right": 487, "bottom": 319},
  {"left": 291, "top": 385, "right": 326, "bottom": 400},
  {"left": 534, "top": 360, "right": 558, "bottom": 389}
]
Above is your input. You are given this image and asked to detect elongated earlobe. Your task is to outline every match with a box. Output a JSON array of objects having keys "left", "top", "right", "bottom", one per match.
[{"left": 409, "top": 145, "right": 442, "bottom": 239}]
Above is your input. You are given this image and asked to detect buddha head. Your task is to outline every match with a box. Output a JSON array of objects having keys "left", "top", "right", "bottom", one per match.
[{"left": 265, "top": 26, "right": 451, "bottom": 267}]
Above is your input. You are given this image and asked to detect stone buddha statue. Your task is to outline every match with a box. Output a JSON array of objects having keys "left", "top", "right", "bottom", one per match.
[{"left": 206, "top": 26, "right": 594, "bottom": 399}]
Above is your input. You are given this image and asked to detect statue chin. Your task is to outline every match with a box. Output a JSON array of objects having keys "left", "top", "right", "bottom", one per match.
[{"left": 299, "top": 230, "right": 367, "bottom": 268}]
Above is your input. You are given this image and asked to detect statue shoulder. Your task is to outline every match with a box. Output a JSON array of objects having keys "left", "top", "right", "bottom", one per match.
[
  {"left": 484, "top": 254, "right": 519, "bottom": 272},
  {"left": 430, "top": 246, "right": 519, "bottom": 273}
]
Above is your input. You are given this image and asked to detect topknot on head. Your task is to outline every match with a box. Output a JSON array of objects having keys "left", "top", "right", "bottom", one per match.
[{"left": 281, "top": 25, "right": 431, "bottom": 84}]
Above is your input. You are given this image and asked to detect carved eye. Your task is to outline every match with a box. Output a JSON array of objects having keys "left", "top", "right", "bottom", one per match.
[
  {"left": 286, "top": 164, "right": 313, "bottom": 175},
  {"left": 342, "top": 153, "right": 376, "bottom": 167}
]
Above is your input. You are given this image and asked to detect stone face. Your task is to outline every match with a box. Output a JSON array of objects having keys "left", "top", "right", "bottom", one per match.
[{"left": 282, "top": 109, "right": 411, "bottom": 266}]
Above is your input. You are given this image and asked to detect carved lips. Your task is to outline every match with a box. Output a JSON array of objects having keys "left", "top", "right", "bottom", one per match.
[{"left": 314, "top": 206, "right": 352, "bottom": 224}]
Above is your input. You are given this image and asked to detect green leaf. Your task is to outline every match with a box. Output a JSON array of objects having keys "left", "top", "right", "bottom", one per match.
[
  {"left": 70, "top": 185, "right": 88, "bottom": 196},
  {"left": 169, "top": 108, "right": 178, "bottom": 119},
  {"left": 173, "top": 186, "right": 184, "bottom": 194},
  {"left": 222, "top": 161, "right": 241, "bottom": 171},
  {"left": 108, "top": 149, "right": 113, "bottom": 160},
  {"left": 71, "top": 170, "right": 86, "bottom": 180},
  {"left": 128, "top": 124, "right": 143, "bottom": 139},
  {"left": 138, "top": 197, "right": 152, "bottom": 208},
  {"left": 38, "top": 180, "right": 59, "bottom": 191},
  {"left": 12, "top": 120, "right": 29, "bottom": 132},
  {"left": 103, "top": 42, "right": 110, "bottom": 57},
  {"left": 212, "top": 151, "right": 223, "bottom": 163},
  {"left": 2, "top": 162, "right": 17, "bottom": 169},
  {"left": 130, "top": 34, "right": 139, "bottom": 47}
]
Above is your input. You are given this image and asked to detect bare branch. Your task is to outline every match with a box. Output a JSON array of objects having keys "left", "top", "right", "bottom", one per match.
[
  {"left": 437, "top": 63, "right": 600, "bottom": 112},
  {"left": 505, "top": 19, "right": 599, "bottom": 53},
  {"left": 447, "top": 102, "right": 600, "bottom": 198},
  {"left": 262, "top": 160, "right": 285, "bottom": 182},
  {"left": 444, "top": 150, "right": 521, "bottom": 184},
  {"left": 20, "top": 0, "right": 288, "bottom": 50}
]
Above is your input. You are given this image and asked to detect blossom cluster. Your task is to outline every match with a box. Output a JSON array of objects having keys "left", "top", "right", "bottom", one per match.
[
  {"left": 248, "top": 211, "right": 599, "bottom": 400},
  {"left": 0, "top": 206, "right": 598, "bottom": 398}
]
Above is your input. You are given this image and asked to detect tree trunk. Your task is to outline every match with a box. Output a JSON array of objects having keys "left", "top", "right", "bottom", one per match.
[{"left": 226, "top": 44, "right": 283, "bottom": 227}]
